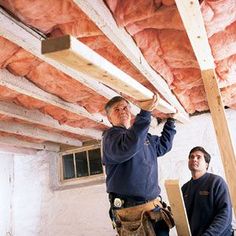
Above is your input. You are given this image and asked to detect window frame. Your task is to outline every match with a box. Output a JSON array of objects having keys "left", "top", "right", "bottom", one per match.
[{"left": 58, "top": 143, "right": 105, "bottom": 188}]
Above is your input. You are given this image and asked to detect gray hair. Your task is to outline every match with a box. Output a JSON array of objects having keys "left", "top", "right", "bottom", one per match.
[{"left": 104, "top": 96, "right": 129, "bottom": 114}]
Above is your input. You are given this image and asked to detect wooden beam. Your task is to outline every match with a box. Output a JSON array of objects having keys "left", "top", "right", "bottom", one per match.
[
  {"left": 0, "top": 101, "right": 102, "bottom": 140},
  {"left": 0, "top": 69, "right": 110, "bottom": 127},
  {"left": 0, "top": 120, "right": 82, "bottom": 146},
  {"left": 201, "top": 69, "right": 236, "bottom": 213},
  {"left": 73, "top": 0, "right": 189, "bottom": 122},
  {"left": 165, "top": 180, "right": 191, "bottom": 236},
  {"left": 0, "top": 7, "right": 140, "bottom": 118},
  {"left": 0, "top": 136, "right": 60, "bottom": 152},
  {"left": 175, "top": 0, "right": 236, "bottom": 213},
  {"left": 42, "top": 35, "right": 176, "bottom": 114}
]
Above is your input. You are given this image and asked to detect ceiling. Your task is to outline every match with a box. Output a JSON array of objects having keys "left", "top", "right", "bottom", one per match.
[{"left": 0, "top": 0, "right": 235, "bottom": 152}]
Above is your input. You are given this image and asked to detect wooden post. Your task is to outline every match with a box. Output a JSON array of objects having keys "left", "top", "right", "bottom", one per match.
[{"left": 201, "top": 69, "right": 236, "bottom": 213}]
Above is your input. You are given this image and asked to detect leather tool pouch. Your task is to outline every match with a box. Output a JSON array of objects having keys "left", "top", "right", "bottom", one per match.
[
  {"left": 159, "top": 208, "right": 175, "bottom": 229},
  {"left": 116, "top": 211, "right": 155, "bottom": 236},
  {"left": 148, "top": 207, "right": 175, "bottom": 229}
]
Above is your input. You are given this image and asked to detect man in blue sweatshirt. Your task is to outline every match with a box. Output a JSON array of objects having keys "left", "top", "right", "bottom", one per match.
[
  {"left": 182, "top": 146, "right": 233, "bottom": 236},
  {"left": 102, "top": 94, "right": 176, "bottom": 235}
]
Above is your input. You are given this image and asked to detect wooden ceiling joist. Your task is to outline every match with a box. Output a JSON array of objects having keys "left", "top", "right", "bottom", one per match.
[
  {"left": 0, "top": 69, "right": 110, "bottom": 127},
  {"left": 0, "top": 101, "right": 103, "bottom": 140},
  {"left": 73, "top": 0, "right": 189, "bottom": 123},
  {"left": 175, "top": 0, "right": 236, "bottom": 213},
  {"left": 42, "top": 35, "right": 176, "bottom": 114},
  {"left": 0, "top": 120, "right": 82, "bottom": 146},
  {"left": 0, "top": 136, "right": 60, "bottom": 152}
]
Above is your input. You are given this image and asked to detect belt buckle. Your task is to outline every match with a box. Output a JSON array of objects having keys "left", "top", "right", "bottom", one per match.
[{"left": 114, "top": 198, "right": 124, "bottom": 208}]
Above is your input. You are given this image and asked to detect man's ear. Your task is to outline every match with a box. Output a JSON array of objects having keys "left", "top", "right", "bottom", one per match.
[{"left": 107, "top": 114, "right": 113, "bottom": 125}]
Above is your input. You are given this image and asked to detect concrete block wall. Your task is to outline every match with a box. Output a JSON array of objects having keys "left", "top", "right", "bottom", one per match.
[{"left": 0, "top": 109, "right": 235, "bottom": 236}]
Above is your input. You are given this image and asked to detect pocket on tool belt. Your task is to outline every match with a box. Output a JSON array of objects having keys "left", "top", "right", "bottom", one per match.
[
  {"left": 148, "top": 206, "right": 175, "bottom": 229},
  {"left": 116, "top": 211, "right": 155, "bottom": 236},
  {"left": 160, "top": 208, "right": 175, "bottom": 229}
]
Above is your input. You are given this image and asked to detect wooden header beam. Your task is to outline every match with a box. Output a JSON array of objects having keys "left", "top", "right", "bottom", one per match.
[
  {"left": 165, "top": 180, "right": 191, "bottom": 236},
  {"left": 175, "top": 0, "right": 236, "bottom": 213},
  {"left": 42, "top": 35, "right": 176, "bottom": 114}
]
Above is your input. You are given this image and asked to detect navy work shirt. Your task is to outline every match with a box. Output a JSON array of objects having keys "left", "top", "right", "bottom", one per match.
[{"left": 102, "top": 109, "right": 176, "bottom": 200}]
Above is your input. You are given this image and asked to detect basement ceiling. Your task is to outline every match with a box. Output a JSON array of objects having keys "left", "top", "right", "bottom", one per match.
[{"left": 0, "top": 0, "right": 235, "bottom": 151}]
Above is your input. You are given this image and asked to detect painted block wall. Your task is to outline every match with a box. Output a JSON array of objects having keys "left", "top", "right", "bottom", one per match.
[
  {"left": 0, "top": 153, "right": 14, "bottom": 236},
  {"left": 0, "top": 109, "right": 235, "bottom": 236}
]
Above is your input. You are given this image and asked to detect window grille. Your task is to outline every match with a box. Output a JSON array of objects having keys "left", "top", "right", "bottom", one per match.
[{"left": 60, "top": 144, "right": 103, "bottom": 182}]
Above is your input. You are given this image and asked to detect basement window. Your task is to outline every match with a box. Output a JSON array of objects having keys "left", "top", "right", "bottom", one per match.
[{"left": 59, "top": 144, "right": 104, "bottom": 187}]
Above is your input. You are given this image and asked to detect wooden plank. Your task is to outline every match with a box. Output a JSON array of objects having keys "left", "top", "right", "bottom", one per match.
[
  {"left": 0, "top": 101, "right": 102, "bottom": 140},
  {"left": 0, "top": 69, "right": 110, "bottom": 127},
  {"left": 42, "top": 35, "right": 176, "bottom": 114},
  {"left": 0, "top": 120, "right": 82, "bottom": 147},
  {"left": 0, "top": 136, "right": 60, "bottom": 152},
  {"left": 0, "top": 7, "right": 118, "bottom": 101},
  {"left": 73, "top": 0, "right": 189, "bottom": 122},
  {"left": 201, "top": 69, "right": 236, "bottom": 212},
  {"left": 165, "top": 179, "right": 191, "bottom": 236}
]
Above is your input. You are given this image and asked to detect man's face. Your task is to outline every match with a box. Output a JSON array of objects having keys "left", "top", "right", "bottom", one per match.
[
  {"left": 188, "top": 150, "right": 208, "bottom": 173},
  {"left": 107, "top": 100, "right": 131, "bottom": 128}
]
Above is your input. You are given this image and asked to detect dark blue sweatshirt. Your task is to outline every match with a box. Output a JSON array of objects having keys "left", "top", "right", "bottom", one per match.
[
  {"left": 102, "top": 109, "right": 176, "bottom": 200},
  {"left": 182, "top": 173, "right": 232, "bottom": 236}
]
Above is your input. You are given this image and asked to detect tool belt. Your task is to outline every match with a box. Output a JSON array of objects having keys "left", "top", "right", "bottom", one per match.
[{"left": 111, "top": 197, "right": 175, "bottom": 236}]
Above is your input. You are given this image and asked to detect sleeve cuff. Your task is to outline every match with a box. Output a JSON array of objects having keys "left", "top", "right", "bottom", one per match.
[
  {"left": 140, "top": 109, "right": 152, "bottom": 118},
  {"left": 167, "top": 117, "right": 175, "bottom": 123}
]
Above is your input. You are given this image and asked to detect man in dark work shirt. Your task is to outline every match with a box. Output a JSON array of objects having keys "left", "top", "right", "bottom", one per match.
[{"left": 182, "top": 146, "right": 233, "bottom": 236}]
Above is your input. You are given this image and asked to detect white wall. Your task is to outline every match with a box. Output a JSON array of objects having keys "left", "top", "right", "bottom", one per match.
[
  {"left": 11, "top": 151, "right": 113, "bottom": 236},
  {"left": 0, "top": 153, "right": 14, "bottom": 236},
  {"left": 0, "top": 109, "right": 235, "bottom": 236}
]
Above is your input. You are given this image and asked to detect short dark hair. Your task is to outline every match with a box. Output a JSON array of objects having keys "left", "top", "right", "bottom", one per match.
[
  {"left": 188, "top": 146, "right": 211, "bottom": 164},
  {"left": 105, "top": 96, "right": 129, "bottom": 114}
]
